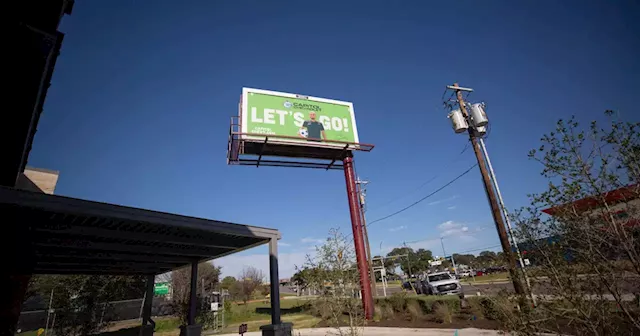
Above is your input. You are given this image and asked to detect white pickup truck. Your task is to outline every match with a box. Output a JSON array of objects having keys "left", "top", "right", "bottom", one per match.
[{"left": 422, "top": 272, "right": 464, "bottom": 299}]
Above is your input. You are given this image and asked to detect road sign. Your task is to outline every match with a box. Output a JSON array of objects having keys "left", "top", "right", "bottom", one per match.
[
  {"left": 239, "top": 323, "right": 248, "bottom": 335},
  {"left": 154, "top": 282, "right": 169, "bottom": 295}
]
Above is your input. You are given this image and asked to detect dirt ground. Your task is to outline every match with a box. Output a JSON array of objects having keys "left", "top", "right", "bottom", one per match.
[{"left": 366, "top": 318, "right": 501, "bottom": 331}]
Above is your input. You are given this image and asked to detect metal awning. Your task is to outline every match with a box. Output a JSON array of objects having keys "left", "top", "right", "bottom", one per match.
[{"left": 2, "top": 186, "right": 280, "bottom": 275}]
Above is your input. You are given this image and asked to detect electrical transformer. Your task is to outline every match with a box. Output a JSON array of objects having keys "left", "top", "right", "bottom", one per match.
[
  {"left": 448, "top": 109, "right": 468, "bottom": 133},
  {"left": 474, "top": 125, "right": 487, "bottom": 137},
  {"left": 469, "top": 103, "right": 489, "bottom": 127}
]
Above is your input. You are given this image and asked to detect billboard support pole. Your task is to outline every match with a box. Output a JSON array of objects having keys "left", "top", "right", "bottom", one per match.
[{"left": 343, "top": 153, "right": 374, "bottom": 320}]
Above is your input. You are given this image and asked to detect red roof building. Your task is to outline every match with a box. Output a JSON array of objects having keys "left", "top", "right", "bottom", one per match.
[{"left": 542, "top": 184, "right": 640, "bottom": 227}]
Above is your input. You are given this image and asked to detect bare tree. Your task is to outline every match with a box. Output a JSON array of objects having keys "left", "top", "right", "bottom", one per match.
[
  {"left": 505, "top": 112, "right": 640, "bottom": 335},
  {"left": 302, "top": 228, "right": 365, "bottom": 336},
  {"left": 233, "top": 266, "right": 263, "bottom": 304},
  {"left": 171, "top": 262, "right": 221, "bottom": 324}
]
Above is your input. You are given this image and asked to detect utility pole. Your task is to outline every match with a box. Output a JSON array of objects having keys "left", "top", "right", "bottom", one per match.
[
  {"left": 440, "top": 237, "right": 457, "bottom": 275},
  {"left": 446, "top": 83, "right": 525, "bottom": 295},
  {"left": 402, "top": 242, "right": 415, "bottom": 278},
  {"left": 478, "top": 137, "right": 536, "bottom": 305},
  {"left": 356, "top": 177, "right": 378, "bottom": 297}
]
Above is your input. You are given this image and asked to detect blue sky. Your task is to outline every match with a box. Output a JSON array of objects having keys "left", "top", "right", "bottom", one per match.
[{"left": 30, "top": 1, "right": 639, "bottom": 278}]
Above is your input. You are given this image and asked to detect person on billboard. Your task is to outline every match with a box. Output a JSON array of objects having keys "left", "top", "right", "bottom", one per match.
[{"left": 299, "top": 111, "right": 325, "bottom": 141}]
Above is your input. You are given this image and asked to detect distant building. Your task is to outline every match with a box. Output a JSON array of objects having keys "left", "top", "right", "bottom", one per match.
[
  {"left": 542, "top": 184, "right": 639, "bottom": 227},
  {"left": 519, "top": 184, "right": 640, "bottom": 265},
  {"left": 15, "top": 167, "right": 59, "bottom": 194}
]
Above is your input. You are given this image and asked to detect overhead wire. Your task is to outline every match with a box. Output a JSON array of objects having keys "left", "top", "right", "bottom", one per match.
[
  {"left": 365, "top": 162, "right": 478, "bottom": 227},
  {"left": 366, "top": 141, "right": 472, "bottom": 212},
  {"left": 343, "top": 161, "right": 478, "bottom": 240}
]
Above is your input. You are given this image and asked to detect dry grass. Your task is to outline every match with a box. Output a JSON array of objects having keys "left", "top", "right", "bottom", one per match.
[
  {"left": 406, "top": 301, "right": 423, "bottom": 321},
  {"left": 433, "top": 303, "right": 453, "bottom": 324},
  {"left": 466, "top": 298, "right": 486, "bottom": 320}
]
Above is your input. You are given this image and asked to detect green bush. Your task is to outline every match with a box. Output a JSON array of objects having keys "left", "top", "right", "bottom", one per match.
[{"left": 466, "top": 297, "right": 500, "bottom": 320}]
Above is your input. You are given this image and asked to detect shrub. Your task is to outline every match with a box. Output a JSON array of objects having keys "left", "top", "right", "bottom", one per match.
[
  {"left": 466, "top": 297, "right": 485, "bottom": 320},
  {"left": 406, "top": 301, "right": 424, "bottom": 321},
  {"left": 386, "top": 293, "right": 409, "bottom": 312},
  {"left": 434, "top": 303, "right": 453, "bottom": 323}
]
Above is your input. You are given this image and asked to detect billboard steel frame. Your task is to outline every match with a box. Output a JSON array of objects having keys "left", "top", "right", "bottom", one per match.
[
  {"left": 227, "top": 116, "right": 374, "bottom": 169},
  {"left": 226, "top": 89, "right": 376, "bottom": 319}
]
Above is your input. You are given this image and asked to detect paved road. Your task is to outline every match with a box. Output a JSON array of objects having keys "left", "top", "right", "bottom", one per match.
[
  {"left": 282, "top": 276, "right": 639, "bottom": 298},
  {"left": 375, "top": 278, "right": 640, "bottom": 297}
]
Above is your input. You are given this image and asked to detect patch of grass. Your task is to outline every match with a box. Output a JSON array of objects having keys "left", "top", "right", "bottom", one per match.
[
  {"left": 460, "top": 272, "right": 509, "bottom": 283},
  {"left": 219, "top": 314, "right": 319, "bottom": 334},
  {"left": 225, "top": 298, "right": 313, "bottom": 325},
  {"left": 154, "top": 317, "right": 181, "bottom": 333}
]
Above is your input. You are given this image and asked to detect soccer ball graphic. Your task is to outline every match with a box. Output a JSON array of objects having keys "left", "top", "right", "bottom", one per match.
[{"left": 299, "top": 128, "right": 308, "bottom": 138}]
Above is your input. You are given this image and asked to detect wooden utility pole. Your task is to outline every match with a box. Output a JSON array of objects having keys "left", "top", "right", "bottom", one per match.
[
  {"left": 356, "top": 178, "right": 378, "bottom": 297},
  {"left": 449, "top": 83, "right": 525, "bottom": 295}
]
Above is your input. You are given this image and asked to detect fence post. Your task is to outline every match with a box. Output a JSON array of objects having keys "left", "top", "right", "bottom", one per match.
[{"left": 139, "top": 292, "right": 146, "bottom": 320}]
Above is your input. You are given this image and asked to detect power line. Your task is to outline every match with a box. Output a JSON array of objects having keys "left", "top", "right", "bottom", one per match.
[
  {"left": 455, "top": 244, "right": 502, "bottom": 255},
  {"left": 366, "top": 143, "right": 472, "bottom": 212},
  {"left": 366, "top": 163, "right": 478, "bottom": 227}
]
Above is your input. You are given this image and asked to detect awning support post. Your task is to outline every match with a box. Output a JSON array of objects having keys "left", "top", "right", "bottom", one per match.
[
  {"left": 142, "top": 275, "right": 154, "bottom": 325},
  {"left": 188, "top": 261, "right": 198, "bottom": 325},
  {"left": 140, "top": 274, "right": 155, "bottom": 336},
  {"left": 180, "top": 261, "right": 202, "bottom": 336},
  {"left": 259, "top": 238, "right": 292, "bottom": 336},
  {"left": 269, "top": 238, "right": 281, "bottom": 325}
]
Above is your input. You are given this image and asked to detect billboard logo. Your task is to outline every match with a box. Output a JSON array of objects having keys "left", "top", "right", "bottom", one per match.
[{"left": 283, "top": 100, "right": 321, "bottom": 112}]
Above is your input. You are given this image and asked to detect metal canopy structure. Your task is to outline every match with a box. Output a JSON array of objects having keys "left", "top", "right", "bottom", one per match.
[{"left": 2, "top": 186, "right": 280, "bottom": 275}]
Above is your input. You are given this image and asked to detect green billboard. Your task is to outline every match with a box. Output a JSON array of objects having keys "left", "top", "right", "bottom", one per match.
[{"left": 241, "top": 88, "right": 360, "bottom": 149}]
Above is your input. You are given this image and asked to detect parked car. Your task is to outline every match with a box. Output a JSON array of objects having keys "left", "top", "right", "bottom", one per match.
[
  {"left": 458, "top": 270, "right": 472, "bottom": 277},
  {"left": 423, "top": 272, "right": 464, "bottom": 299},
  {"left": 402, "top": 278, "right": 425, "bottom": 294}
]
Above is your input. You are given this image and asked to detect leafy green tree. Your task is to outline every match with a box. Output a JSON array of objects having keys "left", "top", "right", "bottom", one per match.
[
  {"left": 303, "top": 229, "right": 364, "bottom": 336},
  {"left": 220, "top": 276, "right": 236, "bottom": 290},
  {"left": 385, "top": 247, "right": 434, "bottom": 276},
  {"left": 503, "top": 112, "right": 640, "bottom": 334},
  {"left": 452, "top": 253, "right": 476, "bottom": 266},
  {"left": 27, "top": 275, "right": 146, "bottom": 335}
]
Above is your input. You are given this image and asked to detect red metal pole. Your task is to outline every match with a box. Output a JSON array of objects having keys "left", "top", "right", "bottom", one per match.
[{"left": 343, "top": 155, "right": 374, "bottom": 319}]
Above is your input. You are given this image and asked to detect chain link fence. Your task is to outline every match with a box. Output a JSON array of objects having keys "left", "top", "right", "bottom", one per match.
[{"left": 18, "top": 297, "right": 174, "bottom": 332}]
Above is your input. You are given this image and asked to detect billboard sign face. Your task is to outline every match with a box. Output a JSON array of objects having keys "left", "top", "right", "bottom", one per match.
[{"left": 241, "top": 88, "right": 359, "bottom": 149}]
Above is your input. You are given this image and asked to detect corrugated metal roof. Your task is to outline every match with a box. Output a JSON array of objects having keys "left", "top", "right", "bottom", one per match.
[{"left": 2, "top": 187, "right": 279, "bottom": 275}]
